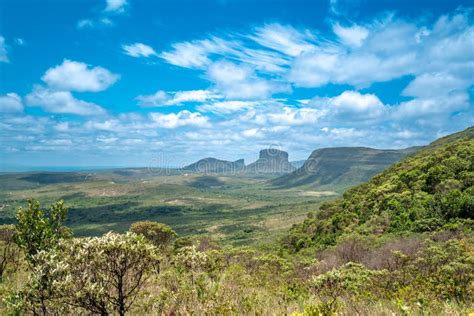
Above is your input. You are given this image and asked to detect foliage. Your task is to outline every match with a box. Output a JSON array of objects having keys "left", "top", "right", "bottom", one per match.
[
  {"left": 284, "top": 138, "right": 474, "bottom": 251},
  {"left": 8, "top": 232, "right": 159, "bottom": 315},
  {"left": 312, "top": 262, "right": 385, "bottom": 313},
  {"left": 0, "top": 225, "right": 20, "bottom": 280},
  {"left": 14, "top": 199, "right": 71, "bottom": 265},
  {"left": 129, "top": 220, "right": 177, "bottom": 248}
]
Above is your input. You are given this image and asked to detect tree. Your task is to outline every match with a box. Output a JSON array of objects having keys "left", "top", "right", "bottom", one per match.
[
  {"left": 14, "top": 199, "right": 71, "bottom": 265},
  {"left": 129, "top": 221, "right": 177, "bottom": 248},
  {"left": 0, "top": 224, "right": 20, "bottom": 280}
]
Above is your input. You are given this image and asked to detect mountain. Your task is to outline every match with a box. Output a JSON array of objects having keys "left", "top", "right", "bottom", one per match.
[
  {"left": 246, "top": 148, "right": 296, "bottom": 175},
  {"left": 283, "top": 126, "right": 474, "bottom": 251},
  {"left": 183, "top": 158, "right": 245, "bottom": 173},
  {"left": 290, "top": 160, "right": 306, "bottom": 169},
  {"left": 271, "top": 146, "right": 420, "bottom": 189}
]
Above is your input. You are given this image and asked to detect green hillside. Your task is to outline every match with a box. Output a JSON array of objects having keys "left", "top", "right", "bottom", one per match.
[{"left": 283, "top": 127, "right": 474, "bottom": 251}]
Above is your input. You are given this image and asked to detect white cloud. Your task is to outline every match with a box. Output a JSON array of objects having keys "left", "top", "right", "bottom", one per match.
[
  {"left": 26, "top": 86, "right": 106, "bottom": 116},
  {"left": 394, "top": 92, "right": 470, "bottom": 119},
  {"left": 54, "top": 122, "right": 70, "bottom": 132},
  {"left": 160, "top": 37, "right": 237, "bottom": 68},
  {"left": 241, "top": 128, "right": 263, "bottom": 138},
  {"left": 136, "top": 90, "right": 168, "bottom": 106},
  {"left": 0, "top": 93, "right": 23, "bottom": 112},
  {"left": 171, "top": 90, "right": 218, "bottom": 105},
  {"left": 149, "top": 110, "right": 210, "bottom": 128},
  {"left": 42, "top": 59, "right": 119, "bottom": 92},
  {"left": 331, "top": 91, "right": 384, "bottom": 114},
  {"left": 77, "top": 17, "right": 115, "bottom": 30},
  {"left": 333, "top": 23, "right": 369, "bottom": 47},
  {"left": 104, "top": 0, "right": 128, "bottom": 12},
  {"left": 77, "top": 19, "right": 94, "bottom": 29},
  {"left": 137, "top": 89, "right": 218, "bottom": 107},
  {"left": 249, "top": 24, "right": 316, "bottom": 56},
  {"left": 207, "top": 60, "right": 289, "bottom": 99},
  {"left": 122, "top": 43, "right": 157, "bottom": 58},
  {"left": 268, "top": 107, "right": 323, "bottom": 125},
  {"left": 198, "top": 100, "right": 257, "bottom": 113},
  {"left": 0, "top": 36, "right": 9, "bottom": 63},
  {"left": 310, "top": 90, "right": 386, "bottom": 119},
  {"left": 403, "top": 72, "right": 472, "bottom": 98}
]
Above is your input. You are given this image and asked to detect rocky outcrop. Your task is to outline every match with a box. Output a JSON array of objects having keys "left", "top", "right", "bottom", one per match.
[
  {"left": 271, "top": 146, "right": 419, "bottom": 189},
  {"left": 246, "top": 148, "right": 296, "bottom": 175}
]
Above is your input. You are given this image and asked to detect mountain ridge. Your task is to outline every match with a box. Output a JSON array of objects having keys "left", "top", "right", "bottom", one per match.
[{"left": 271, "top": 146, "right": 420, "bottom": 189}]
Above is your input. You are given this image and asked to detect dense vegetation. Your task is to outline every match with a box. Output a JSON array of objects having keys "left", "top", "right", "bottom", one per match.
[
  {"left": 0, "top": 127, "right": 472, "bottom": 314},
  {"left": 283, "top": 132, "right": 473, "bottom": 251}
]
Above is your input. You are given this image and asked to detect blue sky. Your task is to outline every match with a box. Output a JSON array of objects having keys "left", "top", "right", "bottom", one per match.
[{"left": 0, "top": 0, "right": 473, "bottom": 169}]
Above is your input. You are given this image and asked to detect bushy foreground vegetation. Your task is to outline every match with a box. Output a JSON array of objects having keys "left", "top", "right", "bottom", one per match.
[
  {"left": 0, "top": 198, "right": 472, "bottom": 315},
  {"left": 0, "top": 129, "right": 472, "bottom": 314}
]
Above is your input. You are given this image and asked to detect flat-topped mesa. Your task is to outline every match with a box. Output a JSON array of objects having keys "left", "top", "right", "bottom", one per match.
[
  {"left": 183, "top": 157, "right": 245, "bottom": 174},
  {"left": 271, "top": 146, "right": 419, "bottom": 189},
  {"left": 246, "top": 148, "right": 296, "bottom": 175}
]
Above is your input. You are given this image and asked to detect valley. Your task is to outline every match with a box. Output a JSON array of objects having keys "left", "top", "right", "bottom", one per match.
[{"left": 0, "top": 169, "right": 336, "bottom": 245}]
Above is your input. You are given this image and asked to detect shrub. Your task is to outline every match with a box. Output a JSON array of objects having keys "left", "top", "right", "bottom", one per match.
[
  {"left": 14, "top": 199, "right": 71, "bottom": 265},
  {"left": 8, "top": 232, "right": 160, "bottom": 315},
  {"left": 130, "top": 221, "right": 177, "bottom": 248},
  {"left": 0, "top": 224, "right": 20, "bottom": 280}
]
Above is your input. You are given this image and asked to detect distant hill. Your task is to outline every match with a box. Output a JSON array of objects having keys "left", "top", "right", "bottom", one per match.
[
  {"left": 283, "top": 126, "right": 474, "bottom": 251},
  {"left": 271, "top": 146, "right": 420, "bottom": 189},
  {"left": 246, "top": 148, "right": 296, "bottom": 175},
  {"left": 290, "top": 160, "right": 306, "bottom": 169},
  {"left": 182, "top": 158, "right": 245, "bottom": 174}
]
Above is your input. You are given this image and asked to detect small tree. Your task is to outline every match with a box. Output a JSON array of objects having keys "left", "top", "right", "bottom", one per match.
[
  {"left": 129, "top": 221, "right": 177, "bottom": 248},
  {"left": 14, "top": 199, "right": 71, "bottom": 265},
  {"left": 0, "top": 224, "right": 20, "bottom": 280}
]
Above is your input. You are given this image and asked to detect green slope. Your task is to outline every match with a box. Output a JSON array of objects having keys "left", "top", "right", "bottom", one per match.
[{"left": 283, "top": 126, "right": 474, "bottom": 251}]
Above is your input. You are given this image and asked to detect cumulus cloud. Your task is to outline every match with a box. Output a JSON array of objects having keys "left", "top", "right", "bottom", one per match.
[
  {"left": 42, "top": 60, "right": 119, "bottom": 92},
  {"left": 26, "top": 86, "right": 106, "bottom": 116},
  {"left": 309, "top": 91, "right": 386, "bottom": 120},
  {"left": 122, "top": 43, "right": 157, "bottom": 58},
  {"left": 149, "top": 110, "right": 210, "bottom": 128},
  {"left": 0, "top": 36, "right": 9, "bottom": 63},
  {"left": 0, "top": 93, "right": 23, "bottom": 113}
]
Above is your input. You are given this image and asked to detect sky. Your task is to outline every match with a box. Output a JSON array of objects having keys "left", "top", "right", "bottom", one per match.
[{"left": 0, "top": 0, "right": 473, "bottom": 169}]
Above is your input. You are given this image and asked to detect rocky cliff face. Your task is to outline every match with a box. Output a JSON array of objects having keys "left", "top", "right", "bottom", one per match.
[
  {"left": 246, "top": 148, "right": 296, "bottom": 175},
  {"left": 271, "top": 146, "right": 419, "bottom": 189}
]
